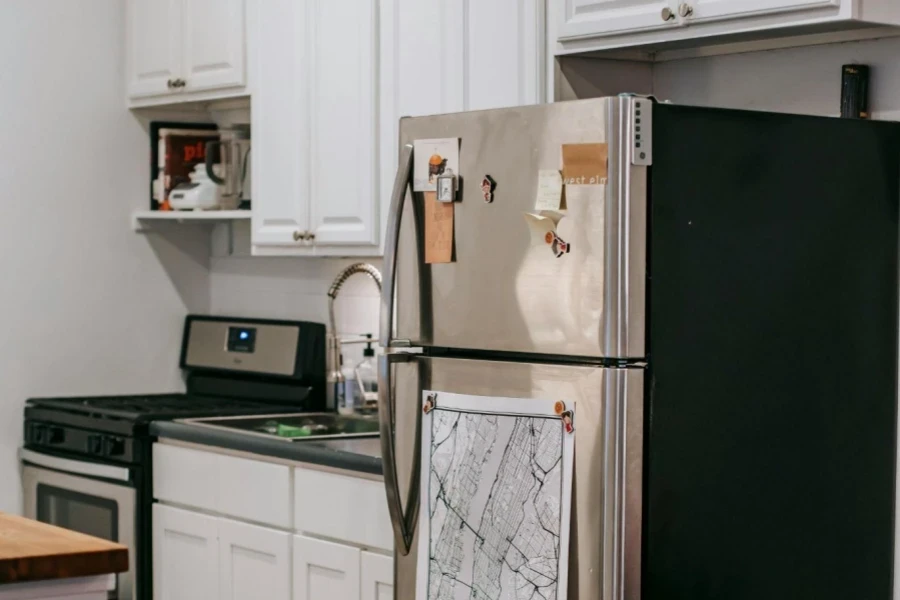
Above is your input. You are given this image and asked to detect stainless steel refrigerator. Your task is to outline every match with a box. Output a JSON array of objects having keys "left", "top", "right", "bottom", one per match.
[{"left": 378, "top": 96, "right": 900, "bottom": 600}]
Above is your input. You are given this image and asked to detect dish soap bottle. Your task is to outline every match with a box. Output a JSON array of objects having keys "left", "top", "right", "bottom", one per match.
[
  {"left": 355, "top": 340, "right": 378, "bottom": 410},
  {"left": 337, "top": 355, "right": 358, "bottom": 415}
]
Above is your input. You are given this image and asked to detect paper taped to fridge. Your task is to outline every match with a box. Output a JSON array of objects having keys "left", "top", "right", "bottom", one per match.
[{"left": 417, "top": 392, "right": 576, "bottom": 600}]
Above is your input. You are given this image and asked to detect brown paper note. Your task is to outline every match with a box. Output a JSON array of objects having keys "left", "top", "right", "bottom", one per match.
[
  {"left": 425, "top": 191, "right": 454, "bottom": 264},
  {"left": 562, "top": 143, "right": 608, "bottom": 185}
]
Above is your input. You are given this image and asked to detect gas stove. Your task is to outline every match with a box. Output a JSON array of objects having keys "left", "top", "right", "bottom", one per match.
[
  {"left": 20, "top": 315, "right": 327, "bottom": 600},
  {"left": 24, "top": 392, "right": 307, "bottom": 463}
]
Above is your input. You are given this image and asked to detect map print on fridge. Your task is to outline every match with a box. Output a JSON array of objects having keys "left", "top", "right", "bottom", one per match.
[
  {"left": 417, "top": 392, "right": 576, "bottom": 600},
  {"left": 414, "top": 138, "right": 460, "bottom": 192}
]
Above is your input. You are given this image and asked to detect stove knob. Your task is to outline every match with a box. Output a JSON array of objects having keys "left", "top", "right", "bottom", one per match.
[
  {"left": 33, "top": 425, "right": 47, "bottom": 445},
  {"left": 48, "top": 427, "right": 65, "bottom": 444},
  {"left": 87, "top": 434, "right": 103, "bottom": 455},
  {"left": 103, "top": 436, "right": 125, "bottom": 457}
]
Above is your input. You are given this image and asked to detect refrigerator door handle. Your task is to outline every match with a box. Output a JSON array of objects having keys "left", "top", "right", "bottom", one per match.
[
  {"left": 378, "top": 352, "right": 420, "bottom": 556},
  {"left": 380, "top": 143, "right": 414, "bottom": 348}
]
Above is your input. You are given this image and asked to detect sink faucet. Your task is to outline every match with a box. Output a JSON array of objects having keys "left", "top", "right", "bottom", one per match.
[{"left": 326, "top": 263, "right": 382, "bottom": 408}]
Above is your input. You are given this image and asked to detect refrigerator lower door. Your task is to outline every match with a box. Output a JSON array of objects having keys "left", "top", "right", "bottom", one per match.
[
  {"left": 379, "top": 354, "right": 644, "bottom": 600},
  {"left": 381, "top": 96, "right": 647, "bottom": 359}
]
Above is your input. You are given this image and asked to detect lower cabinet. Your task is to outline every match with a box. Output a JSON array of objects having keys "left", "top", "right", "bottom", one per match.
[
  {"left": 153, "top": 504, "right": 291, "bottom": 600},
  {"left": 153, "top": 504, "right": 218, "bottom": 600},
  {"left": 293, "top": 535, "right": 360, "bottom": 600},
  {"left": 293, "top": 535, "right": 394, "bottom": 600},
  {"left": 360, "top": 551, "right": 393, "bottom": 600},
  {"left": 219, "top": 518, "right": 291, "bottom": 600}
]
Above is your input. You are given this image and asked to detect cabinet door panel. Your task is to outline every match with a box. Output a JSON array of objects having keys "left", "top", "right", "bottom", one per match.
[
  {"left": 293, "top": 535, "right": 360, "bottom": 600},
  {"left": 153, "top": 505, "right": 218, "bottom": 600},
  {"left": 466, "top": 0, "right": 544, "bottom": 110},
  {"left": 690, "top": 0, "right": 840, "bottom": 22},
  {"left": 219, "top": 519, "right": 290, "bottom": 600},
  {"left": 559, "top": 0, "right": 679, "bottom": 40},
  {"left": 361, "top": 551, "right": 393, "bottom": 600},
  {"left": 251, "top": 0, "right": 310, "bottom": 247},
  {"left": 183, "top": 0, "right": 246, "bottom": 92},
  {"left": 306, "top": 0, "right": 378, "bottom": 246},
  {"left": 126, "top": 0, "right": 181, "bottom": 98}
]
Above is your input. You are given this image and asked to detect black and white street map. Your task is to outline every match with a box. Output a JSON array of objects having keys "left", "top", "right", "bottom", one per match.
[{"left": 417, "top": 392, "right": 575, "bottom": 600}]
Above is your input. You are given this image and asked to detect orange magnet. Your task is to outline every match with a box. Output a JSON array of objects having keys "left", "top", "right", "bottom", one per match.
[{"left": 554, "top": 401, "right": 566, "bottom": 415}]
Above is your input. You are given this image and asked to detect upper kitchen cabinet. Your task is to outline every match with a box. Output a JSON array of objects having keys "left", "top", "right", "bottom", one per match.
[
  {"left": 556, "top": 0, "right": 900, "bottom": 55},
  {"left": 251, "top": 0, "right": 546, "bottom": 256},
  {"left": 251, "top": 0, "right": 379, "bottom": 256},
  {"left": 126, "top": 0, "right": 248, "bottom": 106}
]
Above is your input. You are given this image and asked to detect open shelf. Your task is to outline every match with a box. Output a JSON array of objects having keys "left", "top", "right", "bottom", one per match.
[{"left": 132, "top": 210, "right": 251, "bottom": 231}]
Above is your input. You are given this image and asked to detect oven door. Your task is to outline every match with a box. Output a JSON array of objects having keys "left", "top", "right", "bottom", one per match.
[{"left": 21, "top": 449, "right": 135, "bottom": 600}]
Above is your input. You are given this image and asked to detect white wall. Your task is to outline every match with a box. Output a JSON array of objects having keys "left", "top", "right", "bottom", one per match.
[
  {"left": 0, "top": 0, "right": 205, "bottom": 513},
  {"left": 210, "top": 256, "right": 382, "bottom": 367},
  {"left": 652, "top": 37, "right": 900, "bottom": 118}
]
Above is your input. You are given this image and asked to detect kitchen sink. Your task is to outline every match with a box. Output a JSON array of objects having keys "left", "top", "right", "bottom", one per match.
[{"left": 177, "top": 412, "right": 380, "bottom": 441}]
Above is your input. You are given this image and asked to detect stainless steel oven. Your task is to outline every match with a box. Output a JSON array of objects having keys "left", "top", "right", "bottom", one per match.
[{"left": 21, "top": 449, "right": 136, "bottom": 600}]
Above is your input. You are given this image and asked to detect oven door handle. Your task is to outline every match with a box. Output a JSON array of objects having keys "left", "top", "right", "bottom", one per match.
[{"left": 19, "top": 448, "right": 131, "bottom": 482}]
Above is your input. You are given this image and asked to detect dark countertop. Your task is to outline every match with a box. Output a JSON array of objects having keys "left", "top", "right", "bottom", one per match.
[{"left": 149, "top": 421, "right": 383, "bottom": 476}]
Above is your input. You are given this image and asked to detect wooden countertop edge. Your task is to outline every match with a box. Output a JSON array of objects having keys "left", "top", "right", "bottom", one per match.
[{"left": 0, "top": 547, "right": 129, "bottom": 584}]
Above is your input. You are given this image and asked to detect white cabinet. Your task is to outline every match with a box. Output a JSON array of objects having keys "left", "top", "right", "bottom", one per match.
[
  {"left": 219, "top": 519, "right": 291, "bottom": 600},
  {"left": 555, "top": 0, "right": 900, "bottom": 54},
  {"left": 126, "top": 0, "right": 181, "bottom": 98},
  {"left": 153, "top": 504, "right": 219, "bottom": 600},
  {"left": 126, "top": 0, "right": 247, "bottom": 103},
  {"left": 252, "top": 0, "right": 379, "bottom": 254},
  {"left": 687, "top": 0, "right": 839, "bottom": 22},
  {"left": 182, "top": 0, "right": 246, "bottom": 93},
  {"left": 305, "top": 0, "right": 378, "bottom": 247},
  {"left": 558, "top": 0, "right": 678, "bottom": 40},
  {"left": 153, "top": 504, "right": 291, "bottom": 600},
  {"left": 252, "top": 0, "right": 545, "bottom": 256},
  {"left": 360, "top": 552, "right": 393, "bottom": 600},
  {"left": 293, "top": 536, "right": 361, "bottom": 600}
]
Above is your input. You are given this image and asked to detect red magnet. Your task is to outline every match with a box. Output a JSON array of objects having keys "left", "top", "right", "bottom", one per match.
[
  {"left": 562, "top": 411, "right": 574, "bottom": 434},
  {"left": 481, "top": 175, "right": 496, "bottom": 203}
]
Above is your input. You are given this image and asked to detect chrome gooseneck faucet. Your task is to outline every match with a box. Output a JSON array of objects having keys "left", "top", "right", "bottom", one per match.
[{"left": 326, "top": 263, "right": 382, "bottom": 408}]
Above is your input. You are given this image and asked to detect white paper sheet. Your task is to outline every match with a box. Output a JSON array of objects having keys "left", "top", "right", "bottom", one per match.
[{"left": 417, "top": 391, "right": 576, "bottom": 600}]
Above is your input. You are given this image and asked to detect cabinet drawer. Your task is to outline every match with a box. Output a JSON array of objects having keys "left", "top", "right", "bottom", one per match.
[
  {"left": 154, "top": 444, "right": 291, "bottom": 529},
  {"left": 154, "top": 444, "right": 218, "bottom": 511},
  {"left": 293, "top": 468, "right": 392, "bottom": 551},
  {"left": 217, "top": 453, "right": 292, "bottom": 529}
]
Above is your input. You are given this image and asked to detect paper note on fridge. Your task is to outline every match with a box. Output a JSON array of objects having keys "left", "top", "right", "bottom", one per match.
[
  {"left": 414, "top": 138, "right": 460, "bottom": 192},
  {"left": 562, "top": 143, "right": 608, "bottom": 185},
  {"left": 535, "top": 169, "right": 565, "bottom": 211}
]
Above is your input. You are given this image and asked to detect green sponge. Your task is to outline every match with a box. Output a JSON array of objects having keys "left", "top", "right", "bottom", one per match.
[{"left": 276, "top": 424, "right": 312, "bottom": 437}]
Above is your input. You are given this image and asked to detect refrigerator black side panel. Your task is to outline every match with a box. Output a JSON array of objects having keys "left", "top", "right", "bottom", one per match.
[{"left": 646, "top": 104, "right": 900, "bottom": 600}]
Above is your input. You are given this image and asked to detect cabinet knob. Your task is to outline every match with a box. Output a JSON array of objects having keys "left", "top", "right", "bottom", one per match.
[
  {"left": 307, "top": 232, "right": 316, "bottom": 241},
  {"left": 293, "top": 230, "right": 305, "bottom": 242},
  {"left": 678, "top": 3, "right": 694, "bottom": 17},
  {"left": 169, "top": 78, "right": 186, "bottom": 88},
  {"left": 167, "top": 78, "right": 175, "bottom": 89},
  {"left": 661, "top": 6, "right": 676, "bottom": 21}
]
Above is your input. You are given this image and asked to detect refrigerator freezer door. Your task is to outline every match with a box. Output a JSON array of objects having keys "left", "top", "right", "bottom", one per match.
[
  {"left": 385, "top": 97, "right": 648, "bottom": 359},
  {"left": 379, "top": 354, "right": 644, "bottom": 600}
]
